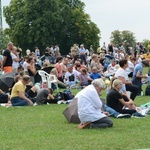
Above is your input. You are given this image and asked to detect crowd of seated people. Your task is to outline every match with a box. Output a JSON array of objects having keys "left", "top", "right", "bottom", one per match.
[{"left": 1, "top": 42, "right": 150, "bottom": 130}]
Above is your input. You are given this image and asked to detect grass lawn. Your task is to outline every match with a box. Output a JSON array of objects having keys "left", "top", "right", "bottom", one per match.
[{"left": 1, "top": 68, "right": 150, "bottom": 150}]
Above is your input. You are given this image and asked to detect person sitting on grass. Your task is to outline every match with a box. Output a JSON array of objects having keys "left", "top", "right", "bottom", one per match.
[
  {"left": 6, "top": 75, "right": 35, "bottom": 107},
  {"left": 78, "top": 68, "right": 90, "bottom": 88},
  {"left": 50, "top": 68, "right": 66, "bottom": 89},
  {"left": 114, "top": 58, "right": 139, "bottom": 101},
  {"left": 64, "top": 64, "right": 79, "bottom": 88},
  {"left": 77, "top": 78, "right": 113, "bottom": 129},
  {"left": 36, "top": 88, "right": 59, "bottom": 105},
  {"left": 106, "top": 79, "right": 145, "bottom": 118},
  {"left": 88, "top": 66, "right": 104, "bottom": 83},
  {"left": 26, "top": 83, "right": 41, "bottom": 98},
  {"left": 0, "top": 89, "right": 11, "bottom": 104}
]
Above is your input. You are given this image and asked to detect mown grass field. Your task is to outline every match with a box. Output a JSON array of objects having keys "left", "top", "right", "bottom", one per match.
[{"left": 0, "top": 68, "right": 150, "bottom": 150}]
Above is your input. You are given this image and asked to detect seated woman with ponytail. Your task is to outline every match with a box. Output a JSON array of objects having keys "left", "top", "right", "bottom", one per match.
[{"left": 106, "top": 79, "right": 145, "bottom": 118}]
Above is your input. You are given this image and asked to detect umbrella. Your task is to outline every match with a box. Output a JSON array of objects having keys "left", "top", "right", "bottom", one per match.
[
  {"left": 0, "top": 72, "right": 16, "bottom": 92},
  {"left": 63, "top": 98, "right": 80, "bottom": 124}
]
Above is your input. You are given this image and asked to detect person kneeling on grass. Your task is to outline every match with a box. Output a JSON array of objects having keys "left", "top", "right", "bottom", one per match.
[
  {"left": 6, "top": 75, "right": 35, "bottom": 107},
  {"left": 77, "top": 78, "right": 113, "bottom": 129}
]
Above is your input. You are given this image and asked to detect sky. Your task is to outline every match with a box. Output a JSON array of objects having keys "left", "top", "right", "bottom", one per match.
[{"left": 2, "top": 0, "right": 150, "bottom": 45}]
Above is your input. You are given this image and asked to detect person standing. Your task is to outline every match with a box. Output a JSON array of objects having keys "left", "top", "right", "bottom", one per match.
[
  {"left": 27, "top": 57, "right": 36, "bottom": 85},
  {"left": 11, "top": 46, "right": 20, "bottom": 72},
  {"left": 2, "top": 42, "right": 13, "bottom": 73},
  {"left": 79, "top": 44, "right": 87, "bottom": 65},
  {"left": 35, "top": 47, "right": 40, "bottom": 59}
]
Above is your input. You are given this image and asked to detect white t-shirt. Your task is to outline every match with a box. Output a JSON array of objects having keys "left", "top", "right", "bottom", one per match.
[
  {"left": 115, "top": 67, "right": 129, "bottom": 81},
  {"left": 11, "top": 53, "right": 19, "bottom": 70},
  {"left": 26, "top": 49, "right": 31, "bottom": 55},
  {"left": 108, "top": 64, "right": 116, "bottom": 74},
  {"left": 64, "top": 70, "right": 78, "bottom": 83},
  {"left": 126, "top": 61, "right": 134, "bottom": 75},
  {"left": 77, "top": 84, "right": 106, "bottom": 123},
  {"left": 22, "top": 61, "right": 29, "bottom": 72}
]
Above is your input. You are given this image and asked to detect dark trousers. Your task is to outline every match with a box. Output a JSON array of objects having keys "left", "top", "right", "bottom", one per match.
[
  {"left": 132, "top": 77, "right": 142, "bottom": 94},
  {"left": 120, "top": 109, "right": 136, "bottom": 115},
  {"left": 125, "top": 84, "right": 139, "bottom": 100},
  {"left": 128, "top": 72, "right": 133, "bottom": 78},
  {"left": 80, "top": 55, "right": 87, "bottom": 65},
  {"left": 43, "top": 99, "right": 58, "bottom": 104},
  {"left": 90, "top": 117, "right": 113, "bottom": 128},
  {"left": 0, "top": 94, "right": 8, "bottom": 103}
]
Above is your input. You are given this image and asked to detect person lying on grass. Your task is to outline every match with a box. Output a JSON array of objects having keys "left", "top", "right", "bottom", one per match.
[{"left": 77, "top": 78, "right": 113, "bottom": 129}]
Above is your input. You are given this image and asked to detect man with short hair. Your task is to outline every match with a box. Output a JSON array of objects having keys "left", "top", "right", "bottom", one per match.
[
  {"left": 7, "top": 75, "right": 34, "bottom": 107},
  {"left": 2, "top": 42, "right": 13, "bottom": 73}
]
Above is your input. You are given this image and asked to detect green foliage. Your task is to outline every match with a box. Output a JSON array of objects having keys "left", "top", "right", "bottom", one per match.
[
  {"left": 110, "top": 30, "right": 136, "bottom": 47},
  {"left": 3, "top": 0, "right": 100, "bottom": 54},
  {"left": 143, "top": 39, "right": 150, "bottom": 51}
]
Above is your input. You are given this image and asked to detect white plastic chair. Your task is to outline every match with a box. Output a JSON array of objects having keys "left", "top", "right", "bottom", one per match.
[
  {"left": 38, "top": 70, "right": 49, "bottom": 88},
  {"left": 48, "top": 74, "right": 59, "bottom": 92},
  {"left": 38, "top": 70, "right": 59, "bottom": 92}
]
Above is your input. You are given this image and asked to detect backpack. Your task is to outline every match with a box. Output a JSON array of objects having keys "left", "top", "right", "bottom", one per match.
[
  {"left": 145, "top": 84, "right": 150, "bottom": 95},
  {"left": 54, "top": 92, "right": 64, "bottom": 101},
  {"left": 62, "top": 89, "right": 74, "bottom": 101},
  {"left": 54, "top": 89, "right": 74, "bottom": 101}
]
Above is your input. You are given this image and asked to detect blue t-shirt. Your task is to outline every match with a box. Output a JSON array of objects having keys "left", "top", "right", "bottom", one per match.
[
  {"left": 133, "top": 63, "right": 143, "bottom": 77},
  {"left": 90, "top": 73, "right": 101, "bottom": 80}
]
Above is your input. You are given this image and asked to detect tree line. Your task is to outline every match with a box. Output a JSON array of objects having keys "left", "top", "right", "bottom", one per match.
[{"left": 1, "top": 0, "right": 150, "bottom": 54}]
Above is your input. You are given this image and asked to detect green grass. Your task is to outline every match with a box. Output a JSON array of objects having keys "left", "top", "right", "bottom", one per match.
[{"left": 0, "top": 67, "right": 150, "bottom": 150}]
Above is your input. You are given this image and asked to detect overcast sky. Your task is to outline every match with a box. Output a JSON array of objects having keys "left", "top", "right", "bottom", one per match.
[{"left": 2, "top": 0, "right": 150, "bottom": 45}]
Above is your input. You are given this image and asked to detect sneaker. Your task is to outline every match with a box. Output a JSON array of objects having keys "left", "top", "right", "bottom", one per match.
[
  {"left": 57, "top": 100, "right": 66, "bottom": 104},
  {"left": 145, "top": 108, "right": 150, "bottom": 115},
  {"left": 132, "top": 112, "right": 146, "bottom": 118},
  {"left": 117, "top": 114, "right": 131, "bottom": 119}
]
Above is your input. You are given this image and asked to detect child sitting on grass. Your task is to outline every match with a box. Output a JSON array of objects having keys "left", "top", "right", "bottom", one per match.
[{"left": 78, "top": 68, "right": 90, "bottom": 88}]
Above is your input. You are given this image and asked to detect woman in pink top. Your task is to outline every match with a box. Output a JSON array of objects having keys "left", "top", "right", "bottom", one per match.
[{"left": 55, "top": 56, "right": 63, "bottom": 82}]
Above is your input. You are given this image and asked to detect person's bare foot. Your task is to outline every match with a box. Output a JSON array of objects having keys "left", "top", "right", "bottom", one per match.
[
  {"left": 7, "top": 100, "right": 11, "bottom": 104},
  {"left": 5, "top": 103, "right": 12, "bottom": 108}
]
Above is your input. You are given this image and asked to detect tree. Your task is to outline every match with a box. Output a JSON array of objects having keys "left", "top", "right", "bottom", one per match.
[
  {"left": 110, "top": 30, "right": 122, "bottom": 46},
  {"left": 110, "top": 30, "right": 136, "bottom": 47},
  {"left": 3, "top": 0, "right": 100, "bottom": 54},
  {"left": 121, "top": 30, "right": 136, "bottom": 47},
  {"left": 142, "top": 39, "right": 150, "bottom": 51}
]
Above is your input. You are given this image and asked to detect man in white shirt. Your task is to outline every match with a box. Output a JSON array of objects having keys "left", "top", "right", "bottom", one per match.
[{"left": 77, "top": 78, "right": 113, "bottom": 129}]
